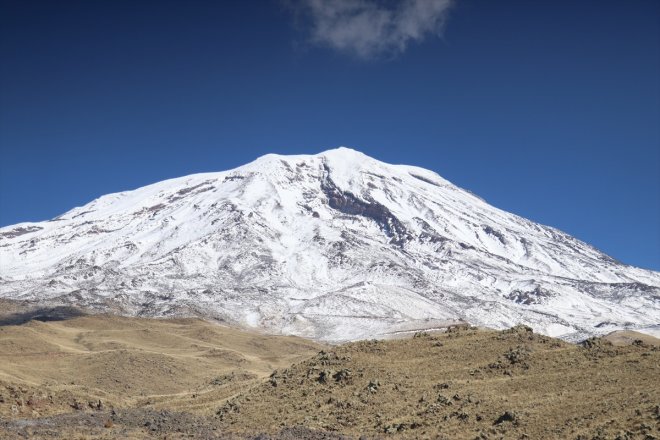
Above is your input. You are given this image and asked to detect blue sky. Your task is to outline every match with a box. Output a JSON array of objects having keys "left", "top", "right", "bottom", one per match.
[{"left": 0, "top": 0, "right": 658, "bottom": 270}]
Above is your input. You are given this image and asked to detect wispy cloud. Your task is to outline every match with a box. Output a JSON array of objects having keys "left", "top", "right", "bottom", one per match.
[{"left": 286, "top": 0, "right": 454, "bottom": 59}]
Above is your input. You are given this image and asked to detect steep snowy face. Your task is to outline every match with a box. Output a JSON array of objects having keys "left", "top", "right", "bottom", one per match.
[{"left": 1, "top": 147, "right": 659, "bottom": 341}]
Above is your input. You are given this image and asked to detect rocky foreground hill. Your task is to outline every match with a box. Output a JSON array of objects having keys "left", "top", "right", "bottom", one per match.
[{"left": 0, "top": 309, "right": 658, "bottom": 439}]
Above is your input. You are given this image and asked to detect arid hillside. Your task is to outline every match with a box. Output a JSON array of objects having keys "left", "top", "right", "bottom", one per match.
[
  {"left": 0, "top": 308, "right": 323, "bottom": 437},
  {"left": 219, "top": 325, "right": 660, "bottom": 439},
  {"left": 0, "top": 309, "right": 658, "bottom": 439}
]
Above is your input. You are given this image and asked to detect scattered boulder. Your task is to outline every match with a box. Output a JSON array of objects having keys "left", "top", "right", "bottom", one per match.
[
  {"left": 366, "top": 380, "right": 380, "bottom": 393},
  {"left": 318, "top": 370, "right": 333, "bottom": 384},
  {"left": 494, "top": 411, "right": 518, "bottom": 425},
  {"left": 437, "top": 395, "right": 453, "bottom": 406},
  {"left": 581, "top": 337, "right": 612, "bottom": 349},
  {"left": 333, "top": 369, "right": 352, "bottom": 384}
]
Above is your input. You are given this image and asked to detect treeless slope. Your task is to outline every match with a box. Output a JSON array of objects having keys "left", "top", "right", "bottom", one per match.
[
  {"left": 603, "top": 329, "right": 660, "bottom": 347},
  {"left": 1, "top": 319, "right": 658, "bottom": 439},
  {"left": 0, "top": 314, "right": 323, "bottom": 420},
  {"left": 218, "top": 326, "right": 660, "bottom": 439}
]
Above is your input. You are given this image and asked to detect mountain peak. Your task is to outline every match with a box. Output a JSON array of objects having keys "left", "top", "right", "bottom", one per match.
[
  {"left": 318, "top": 146, "right": 368, "bottom": 158},
  {"left": 247, "top": 147, "right": 372, "bottom": 171}
]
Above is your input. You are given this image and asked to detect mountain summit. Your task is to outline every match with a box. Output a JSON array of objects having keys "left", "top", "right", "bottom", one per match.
[{"left": 1, "top": 147, "right": 658, "bottom": 341}]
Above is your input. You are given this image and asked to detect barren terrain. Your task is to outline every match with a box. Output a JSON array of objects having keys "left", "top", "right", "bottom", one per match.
[{"left": 0, "top": 307, "right": 658, "bottom": 439}]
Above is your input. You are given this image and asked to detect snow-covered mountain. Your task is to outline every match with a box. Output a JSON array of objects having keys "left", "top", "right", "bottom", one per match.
[{"left": 1, "top": 147, "right": 659, "bottom": 341}]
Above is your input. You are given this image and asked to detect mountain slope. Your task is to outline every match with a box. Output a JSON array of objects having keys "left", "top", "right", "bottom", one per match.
[{"left": 1, "top": 147, "right": 659, "bottom": 341}]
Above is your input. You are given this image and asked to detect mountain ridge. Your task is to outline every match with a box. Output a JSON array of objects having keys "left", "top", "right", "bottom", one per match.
[{"left": 1, "top": 147, "right": 659, "bottom": 341}]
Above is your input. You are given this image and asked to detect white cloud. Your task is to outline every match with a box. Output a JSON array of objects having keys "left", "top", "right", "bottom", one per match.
[{"left": 287, "top": 0, "right": 454, "bottom": 59}]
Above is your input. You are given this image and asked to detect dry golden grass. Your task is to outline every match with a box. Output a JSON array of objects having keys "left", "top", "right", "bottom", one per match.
[
  {"left": 603, "top": 329, "right": 660, "bottom": 347},
  {"left": 0, "top": 313, "right": 323, "bottom": 421},
  {"left": 219, "top": 326, "right": 660, "bottom": 439},
  {"left": 0, "top": 312, "right": 658, "bottom": 440}
]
